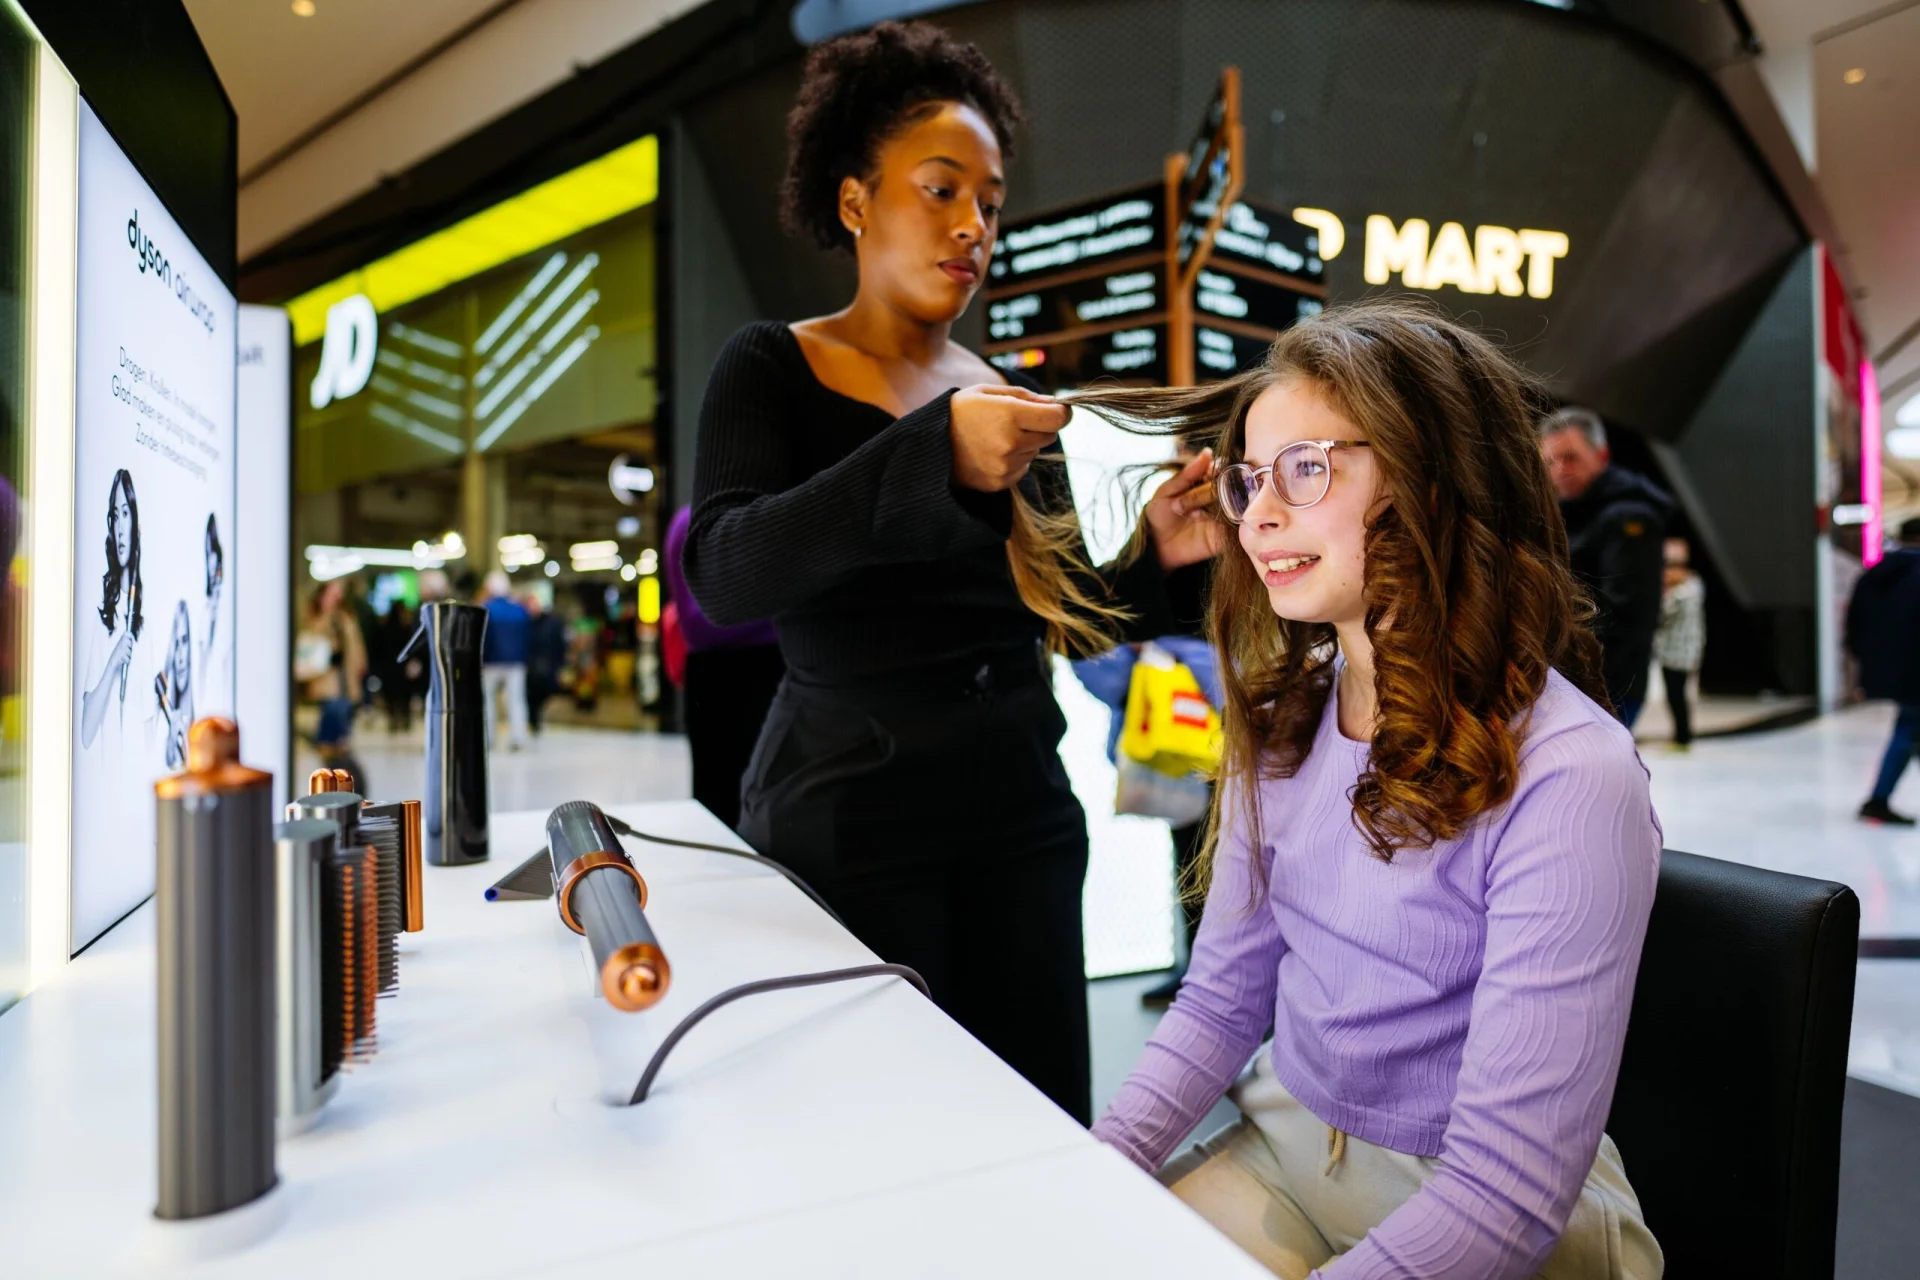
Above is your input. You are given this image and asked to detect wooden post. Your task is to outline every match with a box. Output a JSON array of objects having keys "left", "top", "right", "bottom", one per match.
[{"left": 1166, "top": 151, "right": 1193, "bottom": 387}]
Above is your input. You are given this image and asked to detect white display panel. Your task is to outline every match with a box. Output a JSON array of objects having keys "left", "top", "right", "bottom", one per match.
[
  {"left": 237, "top": 305, "right": 292, "bottom": 816},
  {"left": 69, "top": 103, "right": 237, "bottom": 950}
]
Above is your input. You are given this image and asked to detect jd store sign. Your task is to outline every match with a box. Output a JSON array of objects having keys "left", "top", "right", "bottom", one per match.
[{"left": 309, "top": 293, "right": 379, "bottom": 410}]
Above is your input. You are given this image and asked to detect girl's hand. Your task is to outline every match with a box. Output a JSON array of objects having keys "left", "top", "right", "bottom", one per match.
[
  {"left": 949, "top": 384, "right": 1071, "bottom": 492},
  {"left": 1144, "top": 449, "right": 1224, "bottom": 571},
  {"left": 110, "top": 630, "right": 134, "bottom": 674}
]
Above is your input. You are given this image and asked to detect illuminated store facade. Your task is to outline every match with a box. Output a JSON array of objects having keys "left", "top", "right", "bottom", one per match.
[{"left": 285, "top": 138, "right": 663, "bottom": 636}]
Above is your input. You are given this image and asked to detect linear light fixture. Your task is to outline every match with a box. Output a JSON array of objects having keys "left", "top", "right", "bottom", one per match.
[
  {"left": 474, "top": 288, "right": 598, "bottom": 421},
  {"left": 285, "top": 135, "right": 657, "bottom": 345},
  {"left": 477, "top": 253, "right": 598, "bottom": 389},
  {"left": 369, "top": 401, "right": 463, "bottom": 453},
  {"left": 476, "top": 252, "right": 567, "bottom": 354},
  {"left": 370, "top": 374, "right": 461, "bottom": 422},
  {"left": 375, "top": 347, "right": 467, "bottom": 390},
  {"left": 476, "top": 326, "right": 599, "bottom": 451},
  {"left": 385, "top": 321, "right": 463, "bottom": 360},
  {"left": 305, "top": 539, "right": 466, "bottom": 582}
]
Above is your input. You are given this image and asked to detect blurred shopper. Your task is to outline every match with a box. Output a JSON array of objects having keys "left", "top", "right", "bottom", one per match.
[
  {"left": 372, "top": 600, "right": 418, "bottom": 732},
  {"left": 524, "top": 592, "right": 566, "bottom": 735},
  {"left": 664, "top": 505, "right": 783, "bottom": 831},
  {"left": 684, "top": 22, "right": 1216, "bottom": 1124},
  {"left": 1539, "top": 407, "right": 1671, "bottom": 726},
  {"left": 1654, "top": 537, "right": 1705, "bottom": 750},
  {"left": 1848, "top": 517, "right": 1920, "bottom": 825},
  {"left": 480, "top": 571, "right": 531, "bottom": 752},
  {"left": 1080, "top": 301, "right": 1661, "bottom": 1278},
  {"left": 348, "top": 578, "right": 381, "bottom": 713},
  {"left": 300, "top": 579, "right": 367, "bottom": 786}
]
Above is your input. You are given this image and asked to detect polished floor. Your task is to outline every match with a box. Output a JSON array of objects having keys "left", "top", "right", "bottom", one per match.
[{"left": 307, "top": 696, "right": 1920, "bottom": 1104}]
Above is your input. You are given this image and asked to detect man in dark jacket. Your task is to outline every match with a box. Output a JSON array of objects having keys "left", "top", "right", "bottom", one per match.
[
  {"left": 1540, "top": 407, "right": 1674, "bottom": 726},
  {"left": 1847, "top": 518, "right": 1920, "bottom": 824}
]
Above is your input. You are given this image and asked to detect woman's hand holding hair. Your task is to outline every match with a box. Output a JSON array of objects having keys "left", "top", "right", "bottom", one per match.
[
  {"left": 949, "top": 384, "right": 1070, "bottom": 492},
  {"left": 1144, "top": 449, "right": 1224, "bottom": 571}
]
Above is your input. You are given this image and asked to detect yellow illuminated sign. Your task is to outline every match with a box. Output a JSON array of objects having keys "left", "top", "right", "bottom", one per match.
[
  {"left": 1290, "top": 207, "right": 1345, "bottom": 260},
  {"left": 285, "top": 134, "right": 658, "bottom": 345},
  {"left": 1362, "top": 216, "right": 1568, "bottom": 298},
  {"left": 638, "top": 575, "right": 661, "bottom": 626}
]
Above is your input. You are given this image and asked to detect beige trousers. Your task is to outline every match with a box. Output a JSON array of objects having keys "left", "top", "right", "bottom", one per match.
[{"left": 1161, "top": 1051, "right": 1663, "bottom": 1279}]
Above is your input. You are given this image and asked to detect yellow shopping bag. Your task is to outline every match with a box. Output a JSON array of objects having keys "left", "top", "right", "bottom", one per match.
[{"left": 1118, "top": 643, "right": 1221, "bottom": 779}]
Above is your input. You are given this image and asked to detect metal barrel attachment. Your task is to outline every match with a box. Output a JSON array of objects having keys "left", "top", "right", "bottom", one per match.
[
  {"left": 546, "top": 801, "right": 670, "bottom": 1011},
  {"left": 154, "top": 718, "right": 277, "bottom": 1220},
  {"left": 288, "top": 792, "right": 380, "bottom": 1064},
  {"left": 273, "top": 818, "right": 341, "bottom": 1132}
]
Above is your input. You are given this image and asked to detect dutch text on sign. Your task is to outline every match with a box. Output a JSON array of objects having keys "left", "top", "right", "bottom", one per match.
[{"left": 1362, "top": 217, "right": 1569, "bottom": 299}]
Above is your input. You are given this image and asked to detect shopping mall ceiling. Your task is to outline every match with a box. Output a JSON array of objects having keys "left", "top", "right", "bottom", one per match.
[
  {"left": 183, "top": 0, "right": 517, "bottom": 179},
  {"left": 180, "top": 0, "right": 704, "bottom": 259},
  {"left": 185, "top": 0, "right": 1919, "bottom": 422},
  {"left": 1744, "top": 0, "right": 1920, "bottom": 421}
]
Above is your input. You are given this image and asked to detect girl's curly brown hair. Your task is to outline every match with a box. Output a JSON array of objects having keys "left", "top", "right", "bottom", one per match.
[
  {"left": 780, "top": 20, "right": 1023, "bottom": 253},
  {"left": 1074, "top": 298, "right": 1605, "bottom": 883}
]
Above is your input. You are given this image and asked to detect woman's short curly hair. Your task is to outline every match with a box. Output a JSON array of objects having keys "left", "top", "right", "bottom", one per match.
[{"left": 780, "top": 20, "right": 1023, "bottom": 253}]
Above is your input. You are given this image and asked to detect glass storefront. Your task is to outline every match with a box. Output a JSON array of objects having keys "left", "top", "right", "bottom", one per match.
[
  {"left": 289, "top": 136, "right": 664, "bottom": 730},
  {"left": 0, "top": 2, "right": 31, "bottom": 1010}
]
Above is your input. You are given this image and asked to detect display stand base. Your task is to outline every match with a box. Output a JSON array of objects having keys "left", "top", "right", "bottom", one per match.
[{"left": 135, "top": 1179, "right": 290, "bottom": 1266}]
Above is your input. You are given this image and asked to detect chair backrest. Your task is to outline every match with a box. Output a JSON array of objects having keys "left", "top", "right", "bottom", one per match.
[{"left": 1607, "top": 849, "right": 1859, "bottom": 1279}]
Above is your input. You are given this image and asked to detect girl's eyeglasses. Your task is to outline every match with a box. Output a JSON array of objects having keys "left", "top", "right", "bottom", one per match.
[{"left": 1214, "top": 439, "right": 1370, "bottom": 524}]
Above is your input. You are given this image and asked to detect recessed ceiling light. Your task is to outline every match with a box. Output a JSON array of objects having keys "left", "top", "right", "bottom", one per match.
[
  {"left": 1844, "top": 67, "right": 1866, "bottom": 85},
  {"left": 292, "top": 0, "right": 316, "bottom": 16}
]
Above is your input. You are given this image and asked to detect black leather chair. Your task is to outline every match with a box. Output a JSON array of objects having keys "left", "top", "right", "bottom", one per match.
[{"left": 1607, "top": 849, "right": 1859, "bottom": 1279}]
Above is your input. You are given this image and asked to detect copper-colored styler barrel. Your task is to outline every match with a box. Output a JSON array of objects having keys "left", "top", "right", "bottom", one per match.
[
  {"left": 400, "top": 799, "right": 424, "bottom": 932},
  {"left": 546, "top": 801, "right": 670, "bottom": 1012}
]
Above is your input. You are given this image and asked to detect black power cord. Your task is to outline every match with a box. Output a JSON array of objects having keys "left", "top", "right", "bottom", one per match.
[
  {"left": 625, "top": 963, "right": 930, "bottom": 1105},
  {"left": 602, "top": 814, "right": 848, "bottom": 929},
  {"left": 597, "top": 817, "right": 932, "bottom": 1104},
  {"left": 488, "top": 806, "right": 928, "bottom": 1101}
]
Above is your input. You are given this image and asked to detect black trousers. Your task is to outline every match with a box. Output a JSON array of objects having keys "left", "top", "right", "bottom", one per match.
[
  {"left": 684, "top": 644, "right": 785, "bottom": 831},
  {"left": 736, "top": 646, "right": 1092, "bottom": 1125},
  {"left": 1662, "top": 667, "right": 1693, "bottom": 745}
]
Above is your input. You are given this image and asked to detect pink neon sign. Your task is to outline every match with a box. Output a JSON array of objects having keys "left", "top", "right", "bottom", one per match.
[{"left": 1863, "top": 360, "right": 1883, "bottom": 567}]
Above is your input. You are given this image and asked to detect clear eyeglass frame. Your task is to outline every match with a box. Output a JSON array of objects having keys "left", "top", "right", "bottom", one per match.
[{"left": 1214, "top": 439, "right": 1371, "bottom": 524}]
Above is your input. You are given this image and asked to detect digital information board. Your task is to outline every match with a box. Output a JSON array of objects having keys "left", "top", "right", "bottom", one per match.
[
  {"left": 69, "top": 103, "right": 237, "bottom": 950},
  {"left": 988, "top": 185, "right": 1163, "bottom": 287},
  {"left": 990, "top": 323, "right": 1168, "bottom": 389},
  {"left": 986, "top": 260, "right": 1163, "bottom": 342}
]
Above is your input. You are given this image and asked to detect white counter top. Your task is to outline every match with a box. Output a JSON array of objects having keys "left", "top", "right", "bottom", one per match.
[{"left": 0, "top": 801, "right": 1265, "bottom": 1279}]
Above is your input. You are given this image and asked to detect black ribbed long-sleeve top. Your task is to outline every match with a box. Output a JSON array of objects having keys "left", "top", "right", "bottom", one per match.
[{"left": 685, "top": 321, "right": 1173, "bottom": 681}]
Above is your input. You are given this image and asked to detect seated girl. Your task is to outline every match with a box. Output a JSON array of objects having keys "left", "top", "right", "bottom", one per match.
[{"left": 1082, "top": 300, "right": 1664, "bottom": 1279}]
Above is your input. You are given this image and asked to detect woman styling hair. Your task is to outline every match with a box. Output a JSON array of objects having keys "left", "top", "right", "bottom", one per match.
[
  {"left": 80, "top": 468, "right": 144, "bottom": 749},
  {"left": 155, "top": 599, "right": 194, "bottom": 770},
  {"left": 1081, "top": 300, "right": 1662, "bottom": 1277},
  {"left": 684, "top": 20, "right": 1217, "bottom": 1123},
  {"left": 204, "top": 513, "right": 224, "bottom": 651}
]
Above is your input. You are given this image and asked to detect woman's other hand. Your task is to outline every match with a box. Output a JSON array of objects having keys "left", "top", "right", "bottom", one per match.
[
  {"left": 1145, "top": 449, "right": 1224, "bottom": 571},
  {"left": 949, "top": 384, "right": 1070, "bottom": 492}
]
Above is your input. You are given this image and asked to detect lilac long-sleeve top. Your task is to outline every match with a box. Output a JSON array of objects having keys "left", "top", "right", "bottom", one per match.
[{"left": 1093, "top": 665, "right": 1661, "bottom": 1278}]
